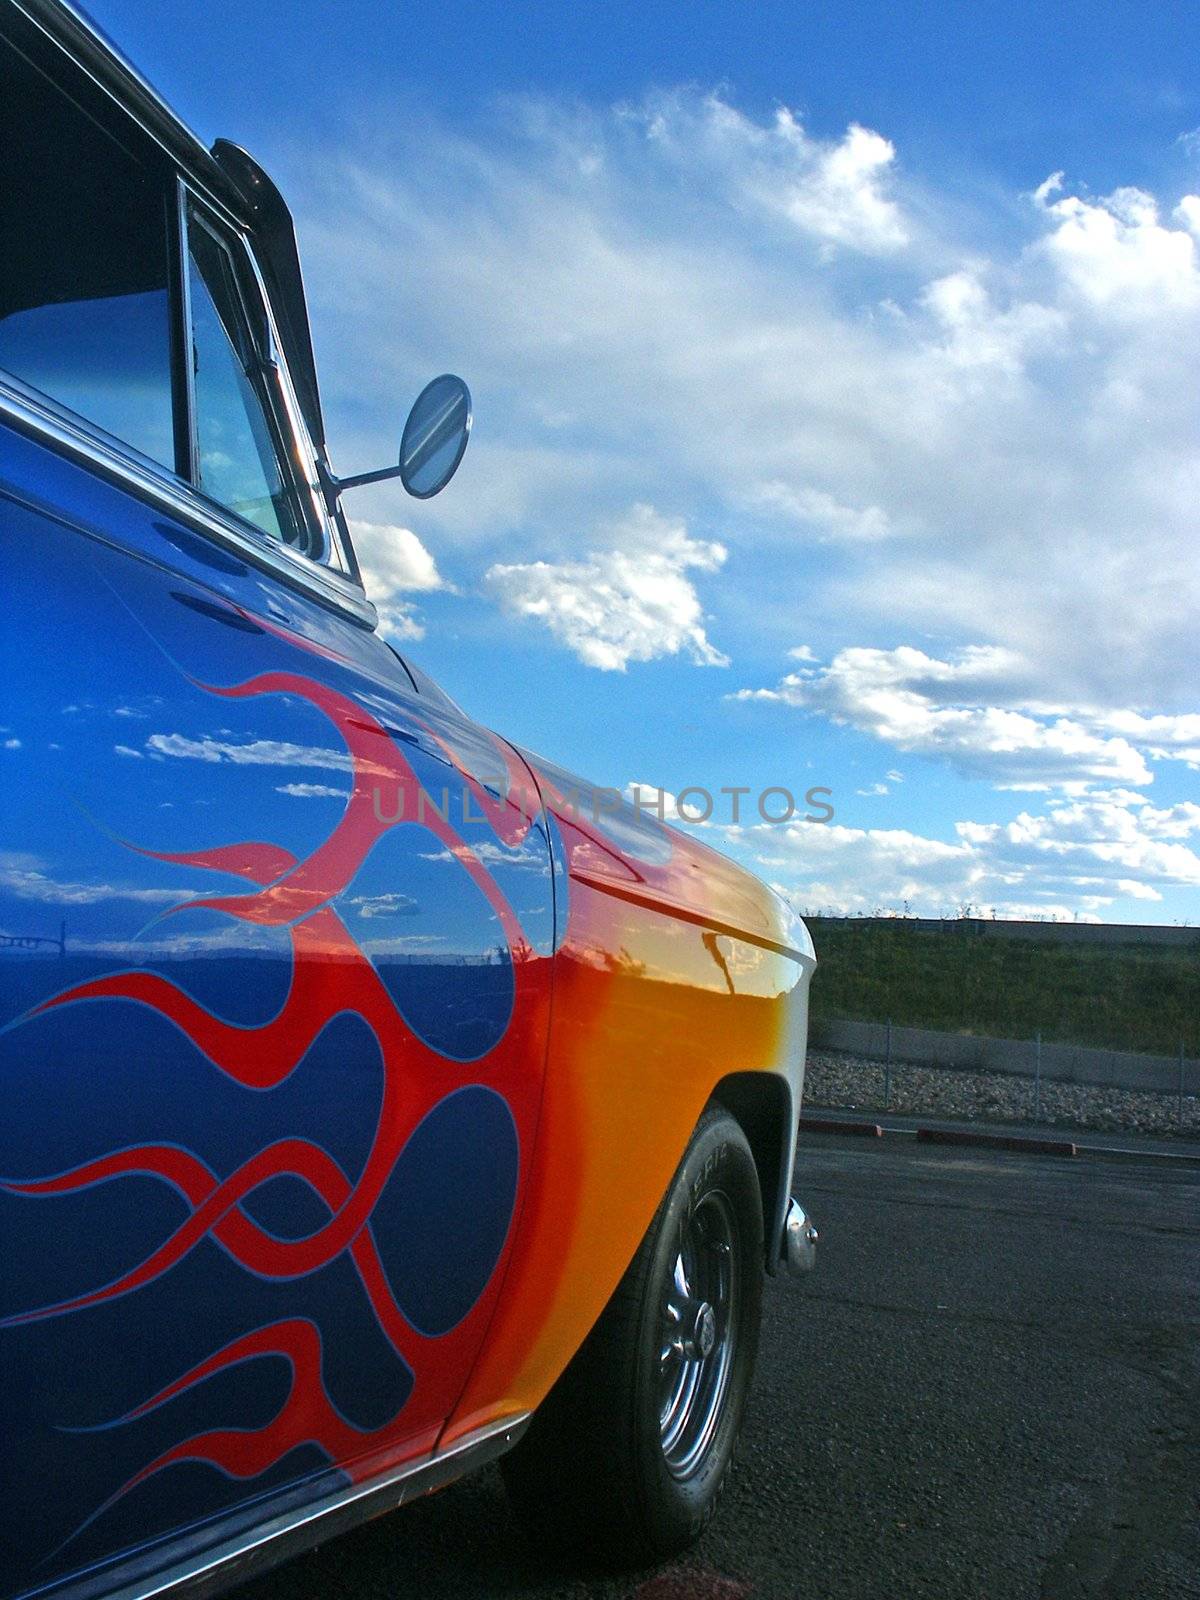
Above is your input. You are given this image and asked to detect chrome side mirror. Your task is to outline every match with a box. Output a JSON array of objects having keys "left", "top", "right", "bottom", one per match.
[{"left": 327, "top": 374, "right": 472, "bottom": 505}]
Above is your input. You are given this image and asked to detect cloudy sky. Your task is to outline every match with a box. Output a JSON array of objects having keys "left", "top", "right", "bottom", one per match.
[{"left": 94, "top": 0, "right": 1200, "bottom": 922}]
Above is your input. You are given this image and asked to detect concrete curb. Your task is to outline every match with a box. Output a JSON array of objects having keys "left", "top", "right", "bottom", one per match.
[
  {"left": 799, "top": 1109, "right": 1200, "bottom": 1164},
  {"left": 798, "top": 1115, "right": 883, "bottom": 1138},
  {"left": 915, "top": 1126, "right": 1077, "bottom": 1158}
]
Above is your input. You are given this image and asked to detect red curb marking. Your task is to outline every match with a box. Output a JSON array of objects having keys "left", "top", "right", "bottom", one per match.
[
  {"left": 916, "top": 1127, "right": 1077, "bottom": 1157},
  {"left": 799, "top": 1116, "right": 883, "bottom": 1137}
]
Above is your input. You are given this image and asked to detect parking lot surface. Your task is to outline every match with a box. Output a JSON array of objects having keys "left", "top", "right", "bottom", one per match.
[{"left": 241, "top": 1139, "right": 1200, "bottom": 1600}]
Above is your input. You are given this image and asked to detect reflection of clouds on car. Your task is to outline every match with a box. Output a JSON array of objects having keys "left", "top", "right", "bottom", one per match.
[
  {"left": 418, "top": 841, "right": 547, "bottom": 871},
  {"left": 348, "top": 891, "right": 420, "bottom": 919},
  {"left": 145, "top": 731, "right": 354, "bottom": 769},
  {"left": 275, "top": 782, "right": 347, "bottom": 798},
  {"left": 0, "top": 850, "right": 197, "bottom": 906}
]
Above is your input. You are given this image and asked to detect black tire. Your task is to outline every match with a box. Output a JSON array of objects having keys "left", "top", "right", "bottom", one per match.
[{"left": 501, "top": 1105, "right": 764, "bottom": 1567}]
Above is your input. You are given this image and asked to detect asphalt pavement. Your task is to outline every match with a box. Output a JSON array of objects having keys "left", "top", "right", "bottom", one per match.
[{"left": 240, "top": 1137, "right": 1200, "bottom": 1600}]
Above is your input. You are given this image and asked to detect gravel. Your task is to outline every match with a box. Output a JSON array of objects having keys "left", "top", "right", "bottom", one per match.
[{"left": 805, "top": 1049, "right": 1200, "bottom": 1137}]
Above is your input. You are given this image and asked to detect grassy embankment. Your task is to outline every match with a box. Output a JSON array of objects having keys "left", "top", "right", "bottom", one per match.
[{"left": 807, "top": 920, "right": 1200, "bottom": 1056}]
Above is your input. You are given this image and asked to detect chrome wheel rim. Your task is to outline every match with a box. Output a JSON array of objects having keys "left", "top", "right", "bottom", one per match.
[{"left": 658, "top": 1189, "right": 736, "bottom": 1480}]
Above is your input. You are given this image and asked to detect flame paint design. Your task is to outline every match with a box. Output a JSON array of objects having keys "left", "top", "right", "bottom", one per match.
[
  {"left": 100, "top": 1318, "right": 427, "bottom": 1490},
  {"left": 1, "top": 670, "right": 548, "bottom": 1523}
]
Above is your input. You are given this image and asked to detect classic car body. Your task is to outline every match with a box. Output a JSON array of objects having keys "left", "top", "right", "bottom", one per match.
[{"left": 0, "top": 4, "right": 816, "bottom": 1596}]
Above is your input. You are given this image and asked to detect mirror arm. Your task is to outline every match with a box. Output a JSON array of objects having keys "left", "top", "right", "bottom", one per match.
[
  {"left": 318, "top": 460, "right": 404, "bottom": 512},
  {"left": 318, "top": 374, "right": 471, "bottom": 510}
]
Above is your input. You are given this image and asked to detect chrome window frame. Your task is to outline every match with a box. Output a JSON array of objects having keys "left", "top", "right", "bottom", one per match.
[{"left": 178, "top": 188, "right": 341, "bottom": 570}]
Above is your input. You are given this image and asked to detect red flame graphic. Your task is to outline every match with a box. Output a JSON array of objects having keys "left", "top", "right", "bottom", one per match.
[{"left": 3, "top": 670, "right": 550, "bottom": 1513}]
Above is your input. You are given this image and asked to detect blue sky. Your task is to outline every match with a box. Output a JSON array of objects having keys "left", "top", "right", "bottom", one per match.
[{"left": 90, "top": 0, "right": 1200, "bottom": 922}]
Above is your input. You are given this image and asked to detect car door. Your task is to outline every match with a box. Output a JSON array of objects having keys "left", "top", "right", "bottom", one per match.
[{"left": 0, "top": 29, "right": 554, "bottom": 1598}]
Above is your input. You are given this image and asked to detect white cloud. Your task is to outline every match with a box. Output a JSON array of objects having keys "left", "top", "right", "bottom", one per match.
[
  {"left": 1084, "top": 709, "right": 1200, "bottom": 768},
  {"left": 733, "top": 644, "right": 1153, "bottom": 789},
  {"left": 280, "top": 85, "right": 1200, "bottom": 918},
  {"left": 636, "top": 95, "right": 909, "bottom": 254},
  {"left": 921, "top": 269, "right": 1063, "bottom": 372},
  {"left": 275, "top": 782, "right": 347, "bottom": 798},
  {"left": 1033, "top": 174, "right": 1200, "bottom": 314},
  {"left": 777, "top": 119, "right": 907, "bottom": 253},
  {"left": 741, "top": 820, "right": 975, "bottom": 915},
  {"left": 726, "top": 789, "right": 1200, "bottom": 917},
  {"left": 957, "top": 796, "right": 1200, "bottom": 885},
  {"left": 291, "top": 92, "right": 1200, "bottom": 715},
  {"left": 349, "top": 520, "right": 444, "bottom": 642},
  {"left": 625, "top": 781, "right": 679, "bottom": 817},
  {"left": 623, "top": 780, "right": 720, "bottom": 827},
  {"left": 750, "top": 482, "right": 893, "bottom": 541},
  {"left": 485, "top": 504, "right": 728, "bottom": 671}
]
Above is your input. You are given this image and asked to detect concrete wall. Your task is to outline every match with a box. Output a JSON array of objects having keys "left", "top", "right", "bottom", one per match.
[{"left": 811, "top": 1017, "right": 1200, "bottom": 1096}]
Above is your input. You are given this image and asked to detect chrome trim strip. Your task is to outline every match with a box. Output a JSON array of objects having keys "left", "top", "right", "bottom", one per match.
[
  {"left": 21, "top": 1414, "right": 530, "bottom": 1600},
  {"left": 181, "top": 193, "right": 335, "bottom": 571},
  {"left": 0, "top": 382, "right": 378, "bottom": 629},
  {"left": 232, "top": 216, "right": 356, "bottom": 576}
]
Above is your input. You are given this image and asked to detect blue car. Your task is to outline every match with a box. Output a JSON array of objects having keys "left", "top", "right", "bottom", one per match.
[{"left": 0, "top": 4, "right": 817, "bottom": 1596}]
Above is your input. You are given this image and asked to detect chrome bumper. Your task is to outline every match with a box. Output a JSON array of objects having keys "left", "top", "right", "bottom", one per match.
[{"left": 780, "top": 1197, "right": 818, "bottom": 1275}]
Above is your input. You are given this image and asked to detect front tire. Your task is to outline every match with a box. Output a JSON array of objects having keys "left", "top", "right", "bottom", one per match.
[{"left": 501, "top": 1105, "right": 764, "bottom": 1567}]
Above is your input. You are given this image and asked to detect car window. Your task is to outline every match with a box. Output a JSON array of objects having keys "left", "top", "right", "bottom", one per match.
[
  {"left": 0, "top": 37, "right": 175, "bottom": 468},
  {"left": 186, "top": 210, "right": 320, "bottom": 555}
]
